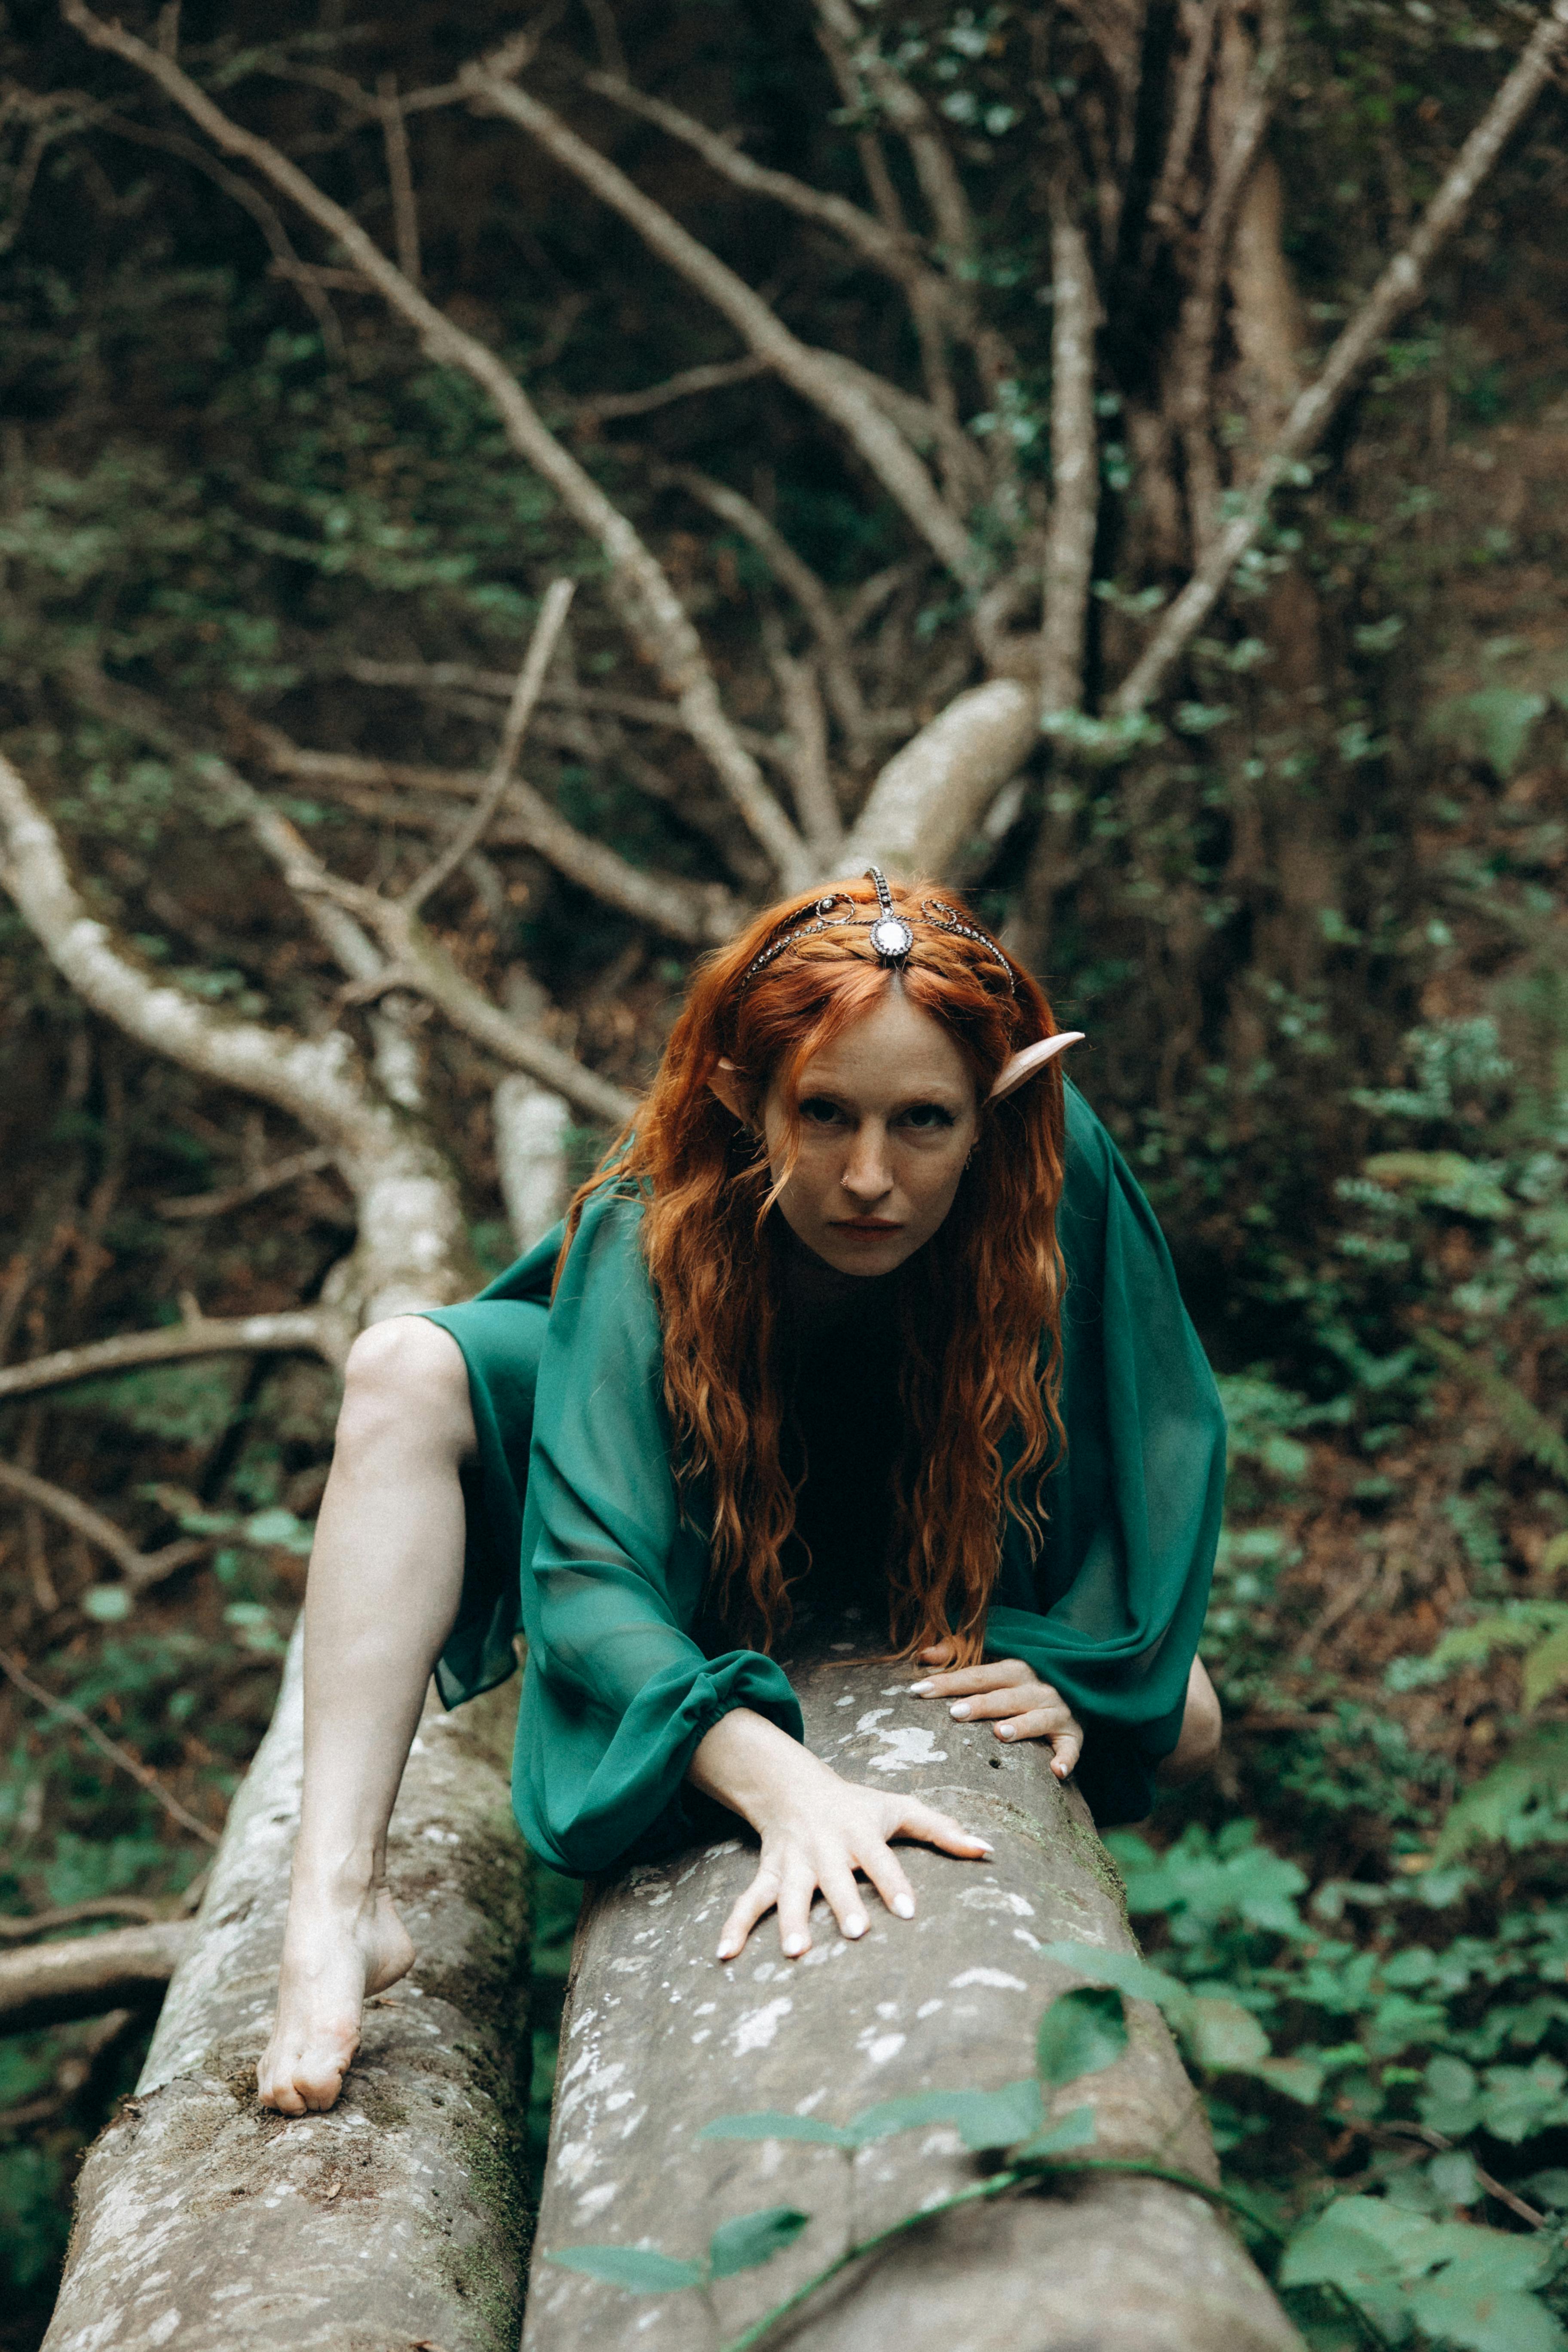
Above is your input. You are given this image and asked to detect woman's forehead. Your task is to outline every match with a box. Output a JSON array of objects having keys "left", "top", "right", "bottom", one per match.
[{"left": 793, "top": 994, "right": 974, "bottom": 1098}]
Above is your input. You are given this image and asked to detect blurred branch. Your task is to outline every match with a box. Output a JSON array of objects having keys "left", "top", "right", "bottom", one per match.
[
  {"left": 0, "top": 1460, "right": 209, "bottom": 1591},
  {"left": 659, "top": 466, "right": 870, "bottom": 750},
  {"left": 0, "top": 1650, "right": 220, "bottom": 1848},
  {"left": 376, "top": 70, "right": 420, "bottom": 286},
  {"left": 248, "top": 726, "right": 742, "bottom": 948},
  {"left": 155, "top": 1145, "right": 338, "bottom": 1222},
  {"left": 0, "top": 1917, "right": 196, "bottom": 2031},
  {"left": 61, "top": 0, "right": 808, "bottom": 888},
  {"left": 1144, "top": 0, "right": 1220, "bottom": 243},
  {"left": 463, "top": 59, "right": 982, "bottom": 586},
  {"left": 1170, "top": 0, "right": 1286, "bottom": 551},
  {"left": 402, "top": 575, "right": 574, "bottom": 912},
  {"left": 218, "top": 782, "right": 639, "bottom": 1124},
  {"left": 765, "top": 631, "right": 843, "bottom": 862},
  {"left": 569, "top": 354, "right": 765, "bottom": 421},
  {"left": 1113, "top": 0, "right": 1568, "bottom": 715},
  {"left": 0, "top": 1898, "right": 162, "bottom": 1941},
  {"left": 0, "top": 1311, "right": 336, "bottom": 1401}
]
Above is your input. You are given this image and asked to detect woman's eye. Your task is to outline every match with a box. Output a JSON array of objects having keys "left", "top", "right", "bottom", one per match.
[
  {"left": 799, "top": 1096, "right": 846, "bottom": 1126},
  {"left": 899, "top": 1103, "right": 956, "bottom": 1131}
]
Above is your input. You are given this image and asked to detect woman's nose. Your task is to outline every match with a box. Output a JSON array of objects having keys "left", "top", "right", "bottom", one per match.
[{"left": 842, "top": 1125, "right": 893, "bottom": 1200}]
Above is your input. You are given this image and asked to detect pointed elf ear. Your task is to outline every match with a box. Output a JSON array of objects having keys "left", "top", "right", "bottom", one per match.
[
  {"left": 988, "top": 1031, "right": 1085, "bottom": 1103},
  {"left": 708, "top": 1056, "right": 756, "bottom": 1125}
]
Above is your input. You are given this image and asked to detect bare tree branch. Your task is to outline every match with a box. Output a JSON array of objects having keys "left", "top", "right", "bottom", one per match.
[
  {"left": 0, "top": 1312, "right": 338, "bottom": 1402},
  {"left": 569, "top": 354, "right": 765, "bottom": 420},
  {"left": 0, "top": 1459, "right": 209, "bottom": 1589},
  {"left": 462, "top": 61, "right": 982, "bottom": 587},
  {"left": 155, "top": 1145, "right": 338, "bottom": 1221},
  {"left": 0, "top": 747, "right": 472, "bottom": 1319},
  {"left": 0, "top": 1920, "right": 195, "bottom": 2033},
  {"left": 212, "top": 783, "right": 639, "bottom": 1124},
  {"left": 1145, "top": 0, "right": 1220, "bottom": 242},
  {"left": 0, "top": 1898, "right": 162, "bottom": 1941},
  {"left": 1170, "top": 0, "right": 1285, "bottom": 551},
  {"left": 1039, "top": 196, "right": 1100, "bottom": 717},
  {"left": 377, "top": 70, "right": 421, "bottom": 286},
  {"left": 660, "top": 466, "right": 870, "bottom": 749},
  {"left": 842, "top": 678, "right": 1038, "bottom": 877},
  {"left": 249, "top": 727, "right": 742, "bottom": 947},
  {"left": 1113, "top": 0, "right": 1568, "bottom": 716},
  {"left": 403, "top": 575, "right": 574, "bottom": 912},
  {"left": 0, "top": 1649, "right": 220, "bottom": 1847},
  {"left": 814, "top": 0, "right": 975, "bottom": 271},
  {"left": 61, "top": 0, "right": 808, "bottom": 887},
  {"left": 765, "top": 631, "right": 844, "bottom": 862}
]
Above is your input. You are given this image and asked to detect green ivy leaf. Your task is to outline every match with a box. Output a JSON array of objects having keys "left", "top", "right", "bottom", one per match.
[
  {"left": 700, "top": 2111, "right": 856, "bottom": 2149},
  {"left": 1182, "top": 1996, "right": 1271, "bottom": 2073},
  {"left": 546, "top": 2245, "right": 704, "bottom": 2292},
  {"left": 1035, "top": 1986, "right": 1128, "bottom": 2087},
  {"left": 707, "top": 2206, "right": 810, "bottom": 2281},
  {"left": 1014, "top": 2104, "right": 1097, "bottom": 2161},
  {"left": 850, "top": 2080, "right": 1043, "bottom": 2152},
  {"left": 1036, "top": 1941, "right": 1193, "bottom": 2027}
]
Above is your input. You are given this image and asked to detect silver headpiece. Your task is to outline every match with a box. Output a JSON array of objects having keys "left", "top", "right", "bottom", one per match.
[{"left": 738, "top": 868, "right": 1015, "bottom": 992}]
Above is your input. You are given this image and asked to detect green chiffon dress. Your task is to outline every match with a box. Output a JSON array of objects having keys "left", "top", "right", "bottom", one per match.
[{"left": 423, "top": 1078, "right": 1225, "bottom": 1876}]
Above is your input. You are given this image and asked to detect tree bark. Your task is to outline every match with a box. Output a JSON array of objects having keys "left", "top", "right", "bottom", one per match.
[
  {"left": 43, "top": 1632, "right": 532, "bottom": 2352},
  {"left": 523, "top": 1646, "right": 1303, "bottom": 2352}
]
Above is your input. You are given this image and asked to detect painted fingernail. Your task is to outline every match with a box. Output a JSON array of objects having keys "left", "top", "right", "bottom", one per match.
[
  {"left": 717, "top": 1943, "right": 736, "bottom": 1960},
  {"left": 784, "top": 1932, "right": 808, "bottom": 1956},
  {"left": 910, "top": 1681, "right": 932, "bottom": 1696},
  {"left": 893, "top": 1894, "right": 915, "bottom": 1919},
  {"left": 847, "top": 1913, "right": 870, "bottom": 1938},
  {"left": 950, "top": 1701, "right": 970, "bottom": 1719},
  {"left": 973, "top": 1839, "right": 994, "bottom": 1853},
  {"left": 997, "top": 1724, "right": 1015, "bottom": 1740}
]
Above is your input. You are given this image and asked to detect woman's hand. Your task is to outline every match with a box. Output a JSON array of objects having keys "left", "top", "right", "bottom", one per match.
[
  {"left": 689, "top": 1709, "right": 992, "bottom": 1962},
  {"left": 910, "top": 1640, "right": 1084, "bottom": 1780}
]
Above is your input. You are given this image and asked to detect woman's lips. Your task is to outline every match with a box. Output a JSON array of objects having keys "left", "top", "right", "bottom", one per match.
[{"left": 830, "top": 1218, "right": 901, "bottom": 1235}]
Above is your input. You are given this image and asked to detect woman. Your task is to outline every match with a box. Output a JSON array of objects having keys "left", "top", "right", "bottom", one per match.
[{"left": 259, "top": 870, "right": 1224, "bottom": 2118}]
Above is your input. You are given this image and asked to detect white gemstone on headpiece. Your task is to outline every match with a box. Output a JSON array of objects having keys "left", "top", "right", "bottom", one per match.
[{"left": 869, "top": 913, "right": 914, "bottom": 962}]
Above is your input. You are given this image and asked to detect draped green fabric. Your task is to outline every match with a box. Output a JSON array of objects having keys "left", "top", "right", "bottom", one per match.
[{"left": 423, "top": 1079, "right": 1225, "bottom": 1873}]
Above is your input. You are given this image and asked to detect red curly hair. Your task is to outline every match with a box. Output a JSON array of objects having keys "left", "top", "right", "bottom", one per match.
[{"left": 558, "top": 873, "right": 1069, "bottom": 1665}]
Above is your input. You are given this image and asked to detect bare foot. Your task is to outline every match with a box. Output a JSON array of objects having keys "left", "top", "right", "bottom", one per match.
[{"left": 257, "top": 1879, "right": 414, "bottom": 2114}]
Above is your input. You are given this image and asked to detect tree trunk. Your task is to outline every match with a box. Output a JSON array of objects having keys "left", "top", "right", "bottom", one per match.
[
  {"left": 523, "top": 1645, "right": 1303, "bottom": 2352},
  {"left": 42, "top": 1631, "right": 532, "bottom": 2352}
]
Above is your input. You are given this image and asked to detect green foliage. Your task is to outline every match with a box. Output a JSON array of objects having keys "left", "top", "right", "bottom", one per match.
[
  {"left": 1035, "top": 1986, "right": 1127, "bottom": 2086},
  {"left": 1281, "top": 2196, "right": 1564, "bottom": 2352}
]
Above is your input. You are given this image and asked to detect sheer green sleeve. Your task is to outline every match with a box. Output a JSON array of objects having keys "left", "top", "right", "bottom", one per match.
[
  {"left": 510, "top": 1190, "right": 803, "bottom": 1876},
  {"left": 986, "top": 1082, "right": 1225, "bottom": 1823}
]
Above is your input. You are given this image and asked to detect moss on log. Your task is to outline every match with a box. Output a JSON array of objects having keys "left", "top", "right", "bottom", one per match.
[
  {"left": 43, "top": 1631, "right": 531, "bottom": 2352},
  {"left": 523, "top": 1645, "right": 1304, "bottom": 2352}
]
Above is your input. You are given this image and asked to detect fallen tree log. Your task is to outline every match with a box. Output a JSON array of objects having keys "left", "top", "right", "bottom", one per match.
[
  {"left": 0, "top": 1920, "right": 194, "bottom": 2034},
  {"left": 43, "top": 1630, "right": 532, "bottom": 2352},
  {"left": 524, "top": 1644, "right": 1304, "bottom": 2352}
]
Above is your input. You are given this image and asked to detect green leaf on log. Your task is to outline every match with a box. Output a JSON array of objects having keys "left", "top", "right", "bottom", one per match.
[
  {"left": 707, "top": 2206, "right": 811, "bottom": 2280},
  {"left": 1035, "top": 1985, "right": 1128, "bottom": 2086},
  {"left": 546, "top": 2244, "right": 705, "bottom": 2292},
  {"left": 701, "top": 2111, "right": 857, "bottom": 2149}
]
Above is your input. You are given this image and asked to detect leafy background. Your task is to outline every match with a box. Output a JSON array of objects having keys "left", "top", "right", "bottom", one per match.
[{"left": 2, "top": 0, "right": 1568, "bottom": 2344}]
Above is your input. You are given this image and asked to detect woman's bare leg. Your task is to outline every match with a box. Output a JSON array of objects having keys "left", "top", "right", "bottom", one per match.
[{"left": 257, "top": 1317, "right": 475, "bottom": 2116}]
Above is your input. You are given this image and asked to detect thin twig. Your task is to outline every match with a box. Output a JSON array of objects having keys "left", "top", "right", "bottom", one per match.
[
  {"left": 0, "top": 1461, "right": 209, "bottom": 1590},
  {"left": 0, "top": 1650, "right": 220, "bottom": 1847},
  {"left": 155, "top": 1145, "right": 337, "bottom": 1221},
  {"left": 377, "top": 71, "right": 421, "bottom": 287},
  {"left": 402, "top": 576, "right": 574, "bottom": 912},
  {"left": 570, "top": 355, "right": 766, "bottom": 421}
]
